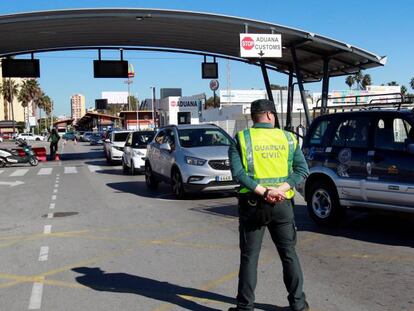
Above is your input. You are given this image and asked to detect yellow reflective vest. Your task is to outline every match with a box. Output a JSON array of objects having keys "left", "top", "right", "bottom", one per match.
[{"left": 237, "top": 127, "right": 297, "bottom": 199}]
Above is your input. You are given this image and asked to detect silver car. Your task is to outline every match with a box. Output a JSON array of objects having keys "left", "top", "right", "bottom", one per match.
[{"left": 145, "top": 124, "right": 238, "bottom": 198}]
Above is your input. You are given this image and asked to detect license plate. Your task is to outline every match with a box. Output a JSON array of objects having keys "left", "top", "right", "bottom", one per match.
[{"left": 216, "top": 175, "right": 232, "bottom": 182}]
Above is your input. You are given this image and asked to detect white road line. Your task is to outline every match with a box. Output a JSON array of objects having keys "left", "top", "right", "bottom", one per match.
[
  {"left": 49, "top": 203, "right": 55, "bottom": 209},
  {"left": 64, "top": 167, "right": 77, "bottom": 174},
  {"left": 56, "top": 174, "right": 60, "bottom": 177},
  {"left": 47, "top": 213, "right": 53, "bottom": 219},
  {"left": 9, "top": 169, "right": 29, "bottom": 177},
  {"left": 88, "top": 165, "right": 102, "bottom": 173},
  {"left": 51, "top": 195, "right": 57, "bottom": 201},
  {"left": 54, "top": 184, "right": 59, "bottom": 188},
  {"left": 28, "top": 279, "right": 44, "bottom": 310},
  {"left": 37, "top": 168, "right": 53, "bottom": 175},
  {"left": 43, "top": 225, "right": 52, "bottom": 234},
  {"left": 38, "top": 246, "right": 49, "bottom": 261},
  {"left": 0, "top": 170, "right": 4, "bottom": 175},
  {"left": 53, "top": 189, "right": 58, "bottom": 193}
]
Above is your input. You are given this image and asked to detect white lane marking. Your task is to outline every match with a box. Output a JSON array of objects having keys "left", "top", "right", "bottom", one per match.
[
  {"left": 64, "top": 167, "right": 77, "bottom": 174},
  {"left": 54, "top": 184, "right": 59, "bottom": 188},
  {"left": 38, "top": 246, "right": 49, "bottom": 261},
  {"left": 43, "top": 225, "right": 52, "bottom": 234},
  {"left": 37, "top": 168, "right": 52, "bottom": 175},
  {"left": 51, "top": 195, "right": 57, "bottom": 201},
  {"left": 0, "top": 170, "right": 4, "bottom": 175},
  {"left": 9, "top": 169, "right": 29, "bottom": 177},
  {"left": 28, "top": 279, "right": 44, "bottom": 309},
  {"left": 88, "top": 165, "right": 102, "bottom": 173},
  {"left": 49, "top": 203, "right": 55, "bottom": 209},
  {"left": 47, "top": 213, "right": 53, "bottom": 219},
  {"left": 53, "top": 189, "right": 58, "bottom": 193},
  {"left": 56, "top": 174, "right": 60, "bottom": 177}
]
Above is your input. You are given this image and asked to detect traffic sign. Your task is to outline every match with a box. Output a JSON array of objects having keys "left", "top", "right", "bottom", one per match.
[
  {"left": 240, "top": 34, "right": 282, "bottom": 58},
  {"left": 210, "top": 79, "right": 219, "bottom": 91}
]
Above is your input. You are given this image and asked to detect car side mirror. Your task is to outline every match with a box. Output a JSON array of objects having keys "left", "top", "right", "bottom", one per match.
[
  {"left": 160, "top": 142, "right": 172, "bottom": 152},
  {"left": 407, "top": 143, "right": 414, "bottom": 155}
]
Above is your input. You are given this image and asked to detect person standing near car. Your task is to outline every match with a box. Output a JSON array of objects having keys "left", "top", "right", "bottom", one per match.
[
  {"left": 48, "top": 128, "right": 60, "bottom": 160},
  {"left": 228, "top": 99, "right": 310, "bottom": 311}
]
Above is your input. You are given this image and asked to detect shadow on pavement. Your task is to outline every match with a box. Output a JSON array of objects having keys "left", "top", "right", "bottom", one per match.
[
  {"left": 72, "top": 267, "right": 287, "bottom": 311},
  {"left": 106, "top": 180, "right": 414, "bottom": 247},
  {"left": 293, "top": 203, "right": 414, "bottom": 248},
  {"left": 106, "top": 181, "right": 236, "bottom": 201}
]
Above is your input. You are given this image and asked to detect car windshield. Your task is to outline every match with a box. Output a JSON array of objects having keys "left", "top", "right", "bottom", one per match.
[
  {"left": 178, "top": 128, "right": 232, "bottom": 148},
  {"left": 114, "top": 132, "right": 129, "bottom": 142},
  {"left": 132, "top": 132, "right": 155, "bottom": 148}
]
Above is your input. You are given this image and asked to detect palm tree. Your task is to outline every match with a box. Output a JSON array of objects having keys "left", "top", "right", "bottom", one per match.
[
  {"left": 40, "top": 94, "right": 52, "bottom": 131},
  {"left": 361, "top": 74, "right": 372, "bottom": 90},
  {"left": 18, "top": 80, "right": 32, "bottom": 131},
  {"left": 345, "top": 76, "right": 354, "bottom": 89},
  {"left": 0, "top": 79, "right": 20, "bottom": 133},
  {"left": 410, "top": 77, "right": 414, "bottom": 91},
  {"left": 387, "top": 81, "right": 398, "bottom": 86},
  {"left": 354, "top": 71, "right": 363, "bottom": 90}
]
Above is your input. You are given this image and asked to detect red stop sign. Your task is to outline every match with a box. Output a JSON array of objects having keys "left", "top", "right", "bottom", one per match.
[{"left": 241, "top": 37, "right": 255, "bottom": 50}]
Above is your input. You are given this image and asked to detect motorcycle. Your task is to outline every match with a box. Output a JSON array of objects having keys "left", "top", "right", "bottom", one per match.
[{"left": 0, "top": 139, "right": 39, "bottom": 167}]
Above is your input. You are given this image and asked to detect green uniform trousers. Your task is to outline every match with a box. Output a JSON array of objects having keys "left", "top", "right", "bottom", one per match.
[{"left": 236, "top": 198, "right": 307, "bottom": 311}]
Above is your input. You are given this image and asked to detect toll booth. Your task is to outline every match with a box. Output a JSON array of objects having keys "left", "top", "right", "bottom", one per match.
[{"left": 75, "top": 112, "right": 120, "bottom": 131}]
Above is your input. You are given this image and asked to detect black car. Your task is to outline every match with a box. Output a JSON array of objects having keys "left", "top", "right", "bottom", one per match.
[{"left": 297, "top": 109, "right": 414, "bottom": 225}]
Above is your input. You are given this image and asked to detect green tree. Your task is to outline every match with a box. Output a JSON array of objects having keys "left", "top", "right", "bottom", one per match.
[
  {"left": 354, "top": 71, "right": 363, "bottom": 89},
  {"left": 0, "top": 79, "right": 20, "bottom": 133},
  {"left": 409, "top": 77, "right": 414, "bottom": 91},
  {"left": 361, "top": 74, "right": 372, "bottom": 90},
  {"left": 128, "top": 95, "right": 139, "bottom": 110},
  {"left": 205, "top": 96, "right": 220, "bottom": 109},
  {"left": 387, "top": 81, "right": 399, "bottom": 86},
  {"left": 345, "top": 75, "right": 354, "bottom": 89},
  {"left": 401, "top": 85, "right": 407, "bottom": 95}
]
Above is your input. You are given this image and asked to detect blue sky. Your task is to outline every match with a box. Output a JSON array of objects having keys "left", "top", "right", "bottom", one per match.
[{"left": 1, "top": 0, "right": 413, "bottom": 116}]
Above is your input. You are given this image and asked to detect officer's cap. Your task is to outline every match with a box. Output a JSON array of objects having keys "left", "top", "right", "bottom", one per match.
[{"left": 250, "top": 99, "right": 276, "bottom": 115}]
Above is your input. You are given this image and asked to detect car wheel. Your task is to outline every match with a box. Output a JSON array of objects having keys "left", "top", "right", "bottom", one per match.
[
  {"left": 307, "top": 180, "right": 344, "bottom": 225},
  {"left": 29, "top": 157, "right": 39, "bottom": 166},
  {"left": 171, "top": 168, "right": 186, "bottom": 199},
  {"left": 145, "top": 162, "right": 159, "bottom": 190},
  {"left": 122, "top": 158, "right": 128, "bottom": 174},
  {"left": 0, "top": 157, "right": 6, "bottom": 167},
  {"left": 36, "top": 138, "right": 40, "bottom": 141},
  {"left": 130, "top": 160, "right": 136, "bottom": 175}
]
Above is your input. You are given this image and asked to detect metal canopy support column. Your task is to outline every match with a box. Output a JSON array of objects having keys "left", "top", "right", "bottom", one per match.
[
  {"left": 291, "top": 47, "right": 311, "bottom": 127},
  {"left": 321, "top": 57, "right": 330, "bottom": 114},
  {"left": 285, "top": 68, "right": 294, "bottom": 130},
  {"left": 260, "top": 59, "right": 280, "bottom": 128}
]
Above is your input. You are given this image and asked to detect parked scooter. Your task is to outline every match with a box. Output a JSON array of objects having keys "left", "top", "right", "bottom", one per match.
[{"left": 0, "top": 139, "right": 39, "bottom": 167}]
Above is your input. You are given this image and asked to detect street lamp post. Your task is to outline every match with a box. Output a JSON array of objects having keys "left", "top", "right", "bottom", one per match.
[{"left": 151, "top": 87, "right": 156, "bottom": 128}]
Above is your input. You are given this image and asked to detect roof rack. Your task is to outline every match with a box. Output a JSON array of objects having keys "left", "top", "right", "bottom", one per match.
[{"left": 313, "top": 92, "right": 413, "bottom": 118}]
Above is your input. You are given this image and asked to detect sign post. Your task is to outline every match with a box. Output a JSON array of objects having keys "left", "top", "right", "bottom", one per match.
[
  {"left": 209, "top": 79, "right": 219, "bottom": 107},
  {"left": 240, "top": 34, "right": 282, "bottom": 58}
]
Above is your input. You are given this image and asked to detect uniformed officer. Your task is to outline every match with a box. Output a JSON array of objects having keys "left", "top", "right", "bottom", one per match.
[{"left": 227, "top": 99, "right": 310, "bottom": 311}]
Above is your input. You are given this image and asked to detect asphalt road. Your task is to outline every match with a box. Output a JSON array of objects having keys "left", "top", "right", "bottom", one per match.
[{"left": 0, "top": 140, "right": 413, "bottom": 311}]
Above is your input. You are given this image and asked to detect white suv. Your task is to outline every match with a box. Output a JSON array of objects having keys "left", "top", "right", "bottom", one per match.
[
  {"left": 122, "top": 130, "right": 155, "bottom": 175},
  {"left": 16, "top": 133, "right": 44, "bottom": 141},
  {"left": 145, "top": 124, "right": 238, "bottom": 198},
  {"left": 103, "top": 130, "right": 131, "bottom": 164}
]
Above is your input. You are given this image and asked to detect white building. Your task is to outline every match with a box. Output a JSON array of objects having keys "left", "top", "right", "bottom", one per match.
[{"left": 158, "top": 94, "right": 204, "bottom": 126}]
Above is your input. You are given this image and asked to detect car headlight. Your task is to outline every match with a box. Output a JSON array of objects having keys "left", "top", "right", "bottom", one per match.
[
  {"left": 185, "top": 156, "right": 207, "bottom": 166},
  {"left": 133, "top": 149, "right": 144, "bottom": 157}
]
